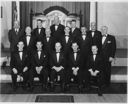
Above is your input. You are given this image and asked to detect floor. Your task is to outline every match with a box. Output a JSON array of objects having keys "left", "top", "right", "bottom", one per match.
[{"left": 0, "top": 94, "right": 127, "bottom": 102}]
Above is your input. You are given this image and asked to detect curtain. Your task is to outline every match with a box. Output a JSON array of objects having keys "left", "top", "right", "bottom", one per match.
[{"left": 20, "top": 2, "right": 90, "bottom": 30}]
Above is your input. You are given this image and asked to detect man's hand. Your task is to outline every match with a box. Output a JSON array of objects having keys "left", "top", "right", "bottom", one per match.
[
  {"left": 36, "top": 67, "right": 41, "bottom": 74},
  {"left": 109, "top": 57, "right": 114, "bottom": 62},
  {"left": 23, "top": 67, "right": 28, "bottom": 72},
  {"left": 12, "top": 68, "right": 18, "bottom": 74}
]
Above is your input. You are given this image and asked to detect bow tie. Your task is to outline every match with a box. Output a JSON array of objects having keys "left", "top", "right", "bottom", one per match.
[
  {"left": 56, "top": 52, "right": 60, "bottom": 53},
  {"left": 102, "top": 35, "right": 107, "bottom": 37},
  {"left": 74, "top": 52, "right": 77, "bottom": 53},
  {"left": 19, "top": 51, "right": 23, "bottom": 52},
  {"left": 26, "top": 35, "right": 31, "bottom": 37}
]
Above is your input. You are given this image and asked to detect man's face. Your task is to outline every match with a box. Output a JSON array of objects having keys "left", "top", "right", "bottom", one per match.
[
  {"left": 17, "top": 41, "right": 24, "bottom": 51},
  {"left": 25, "top": 27, "right": 31, "bottom": 35},
  {"left": 92, "top": 46, "right": 98, "bottom": 55},
  {"left": 54, "top": 16, "right": 59, "bottom": 25},
  {"left": 55, "top": 42, "right": 61, "bottom": 52},
  {"left": 64, "top": 27, "right": 70, "bottom": 35},
  {"left": 91, "top": 22, "right": 96, "bottom": 31},
  {"left": 13, "top": 21, "right": 20, "bottom": 29},
  {"left": 45, "top": 28, "right": 51, "bottom": 37},
  {"left": 71, "top": 21, "right": 76, "bottom": 28},
  {"left": 72, "top": 43, "right": 78, "bottom": 52},
  {"left": 36, "top": 42, "right": 42, "bottom": 50},
  {"left": 37, "top": 21, "right": 42, "bottom": 28},
  {"left": 101, "top": 26, "right": 108, "bottom": 35},
  {"left": 81, "top": 27, "right": 87, "bottom": 34}
]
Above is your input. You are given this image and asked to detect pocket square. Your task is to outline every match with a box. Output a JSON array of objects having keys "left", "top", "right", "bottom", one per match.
[{"left": 107, "top": 41, "right": 111, "bottom": 43}]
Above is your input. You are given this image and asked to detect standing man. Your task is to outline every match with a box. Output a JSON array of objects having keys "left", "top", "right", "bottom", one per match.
[
  {"left": 50, "top": 16, "right": 65, "bottom": 41},
  {"left": 70, "top": 20, "right": 81, "bottom": 42},
  {"left": 8, "top": 21, "right": 23, "bottom": 61},
  {"left": 33, "top": 19, "right": 45, "bottom": 42},
  {"left": 88, "top": 22, "right": 102, "bottom": 53},
  {"left": 101, "top": 26, "right": 116, "bottom": 86},
  {"left": 30, "top": 41, "right": 48, "bottom": 90},
  {"left": 50, "top": 42, "right": 66, "bottom": 91},
  {"left": 11, "top": 41, "right": 29, "bottom": 90},
  {"left": 78, "top": 26, "right": 92, "bottom": 81}
]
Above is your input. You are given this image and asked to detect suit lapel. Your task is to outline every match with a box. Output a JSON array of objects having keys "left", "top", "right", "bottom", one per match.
[{"left": 102, "top": 35, "right": 109, "bottom": 48}]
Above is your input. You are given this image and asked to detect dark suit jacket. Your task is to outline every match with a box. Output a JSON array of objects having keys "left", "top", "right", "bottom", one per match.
[
  {"left": 88, "top": 30, "right": 102, "bottom": 52},
  {"left": 50, "top": 51, "right": 65, "bottom": 68},
  {"left": 11, "top": 51, "right": 29, "bottom": 74},
  {"left": 8, "top": 28, "right": 23, "bottom": 52},
  {"left": 43, "top": 36, "right": 55, "bottom": 55},
  {"left": 21, "top": 33, "right": 36, "bottom": 53},
  {"left": 102, "top": 34, "right": 116, "bottom": 61},
  {"left": 68, "top": 51, "right": 82, "bottom": 70},
  {"left": 60, "top": 35, "right": 73, "bottom": 56},
  {"left": 50, "top": 24, "right": 65, "bottom": 41},
  {"left": 71, "top": 28, "right": 81, "bottom": 42},
  {"left": 33, "top": 27, "right": 45, "bottom": 41},
  {"left": 87, "top": 54, "right": 104, "bottom": 72},
  {"left": 31, "top": 50, "right": 48, "bottom": 69}
]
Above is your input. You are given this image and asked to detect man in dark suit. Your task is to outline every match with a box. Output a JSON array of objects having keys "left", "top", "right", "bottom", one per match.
[
  {"left": 70, "top": 20, "right": 81, "bottom": 41},
  {"left": 66, "top": 42, "right": 83, "bottom": 92},
  {"left": 8, "top": 21, "right": 23, "bottom": 64},
  {"left": 50, "top": 16, "right": 65, "bottom": 41},
  {"left": 50, "top": 42, "right": 66, "bottom": 91},
  {"left": 29, "top": 41, "right": 48, "bottom": 90},
  {"left": 101, "top": 26, "right": 116, "bottom": 86},
  {"left": 88, "top": 22, "right": 102, "bottom": 53},
  {"left": 11, "top": 41, "right": 29, "bottom": 90},
  {"left": 85, "top": 45, "right": 104, "bottom": 96},
  {"left": 43, "top": 28, "right": 55, "bottom": 80},
  {"left": 33, "top": 19, "right": 45, "bottom": 42},
  {"left": 61, "top": 26, "right": 73, "bottom": 58},
  {"left": 21, "top": 26, "right": 36, "bottom": 58},
  {"left": 78, "top": 26, "right": 92, "bottom": 81}
]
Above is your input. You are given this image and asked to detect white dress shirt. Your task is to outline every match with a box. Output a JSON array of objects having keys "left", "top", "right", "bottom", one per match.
[
  {"left": 26, "top": 35, "right": 30, "bottom": 46},
  {"left": 19, "top": 52, "right": 23, "bottom": 60},
  {"left": 55, "top": 25, "right": 58, "bottom": 31},
  {"left": 102, "top": 34, "right": 107, "bottom": 44},
  {"left": 56, "top": 52, "right": 60, "bottom": 63},
  {"left": 38, "top": 28, "right": 41, "bottom": 34},
  {"left": 82, "top": 35, "right": 86, "bottom": 40},
  {"left": 47, "top": 37, "right": 50, "bottom": 42},
  {"left": 38, "top": 51, "right": 41, "bottom": 59},
  {"left": 74, "top": 53, "right": 77, "bottom": 61},
  {"left": 92, "top": 31, "right": 94, "bottom": 37},
  {"left": 65, "top": 36, "right": 69, "bottom": 43},
  {"left": 93, "top": 54, "right": 96, "bottom": 61}
]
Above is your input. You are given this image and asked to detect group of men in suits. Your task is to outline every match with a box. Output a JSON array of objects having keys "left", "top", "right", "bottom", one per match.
[{"left": 8, "top": 16, "right": 116, "bottom": 93}]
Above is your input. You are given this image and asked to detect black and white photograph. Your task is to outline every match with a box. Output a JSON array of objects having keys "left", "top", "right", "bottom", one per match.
[{"left": 0, "top": 0, "right": 127, "bottom": 103}]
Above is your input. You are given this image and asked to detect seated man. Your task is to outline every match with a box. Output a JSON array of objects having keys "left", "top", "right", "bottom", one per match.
[
  {"left": 11, "top": 41, "right": 30, "bottom": 90},
  {"left": 85, "top": 45, "right": 104, "bottom": 96},
  {"left": 66, "top": 42, "right": 83, "bottom": 92},
  {"left": 29, "top": 41, "right": 48, "bottom": 90},
  {"left": 50, "top": 42, "right": 65, "bottom": 91}
]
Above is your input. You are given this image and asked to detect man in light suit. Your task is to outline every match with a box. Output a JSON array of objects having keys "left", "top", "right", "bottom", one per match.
[
  {"left": 101, "top": 26, "right": 116, "bottom": 86},
  {"left": 50, "top": 42, "right": 66, "bottom": 91},
  {"left": 50, "top": 16, "right": 65, "bottom": 41}
]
